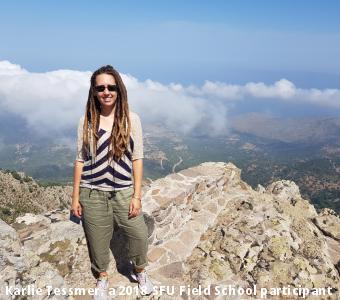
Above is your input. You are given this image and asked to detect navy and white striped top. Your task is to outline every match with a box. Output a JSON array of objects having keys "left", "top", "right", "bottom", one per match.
[{"left": 76, "top": 112, "right": 143, "bottom": 191}]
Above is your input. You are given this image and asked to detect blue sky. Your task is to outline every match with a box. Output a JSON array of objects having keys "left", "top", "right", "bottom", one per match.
[
  {"left": 0, "top": 0, "right": 339, "bottom": 134},
  {"left": 1, "top": 0, "right": 340, "bottom": 88}
]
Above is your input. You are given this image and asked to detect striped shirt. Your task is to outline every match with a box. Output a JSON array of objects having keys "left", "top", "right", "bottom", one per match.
[{"left": 76, "top": 112, "right": 143, "bottom": 191}]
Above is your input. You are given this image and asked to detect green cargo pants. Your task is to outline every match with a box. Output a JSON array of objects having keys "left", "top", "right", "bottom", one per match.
[{"left": 80, "top": 186, "right": 148, "bottom": 273}]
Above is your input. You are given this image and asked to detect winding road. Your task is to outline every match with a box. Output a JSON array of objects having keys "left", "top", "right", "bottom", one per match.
[{"left": 172, "top": 156, "right": 183, "bottom": 173}]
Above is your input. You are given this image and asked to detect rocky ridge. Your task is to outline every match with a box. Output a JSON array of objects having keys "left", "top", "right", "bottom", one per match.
[
  {"left": 0, "top": 162, "right": 339, "bottom": 299},
  {"left": 0, "top": 170, "right": 71, "bottom": 223}
]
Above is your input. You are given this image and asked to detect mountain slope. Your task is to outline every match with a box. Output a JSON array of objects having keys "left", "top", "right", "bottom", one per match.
[{"left": 1, "top": 162, "right": 339, "bottom": 299}]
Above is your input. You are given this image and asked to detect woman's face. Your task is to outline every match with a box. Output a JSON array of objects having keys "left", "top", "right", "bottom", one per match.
[{"left": 94, "top": 73, "right": 118, "bottom": 111}]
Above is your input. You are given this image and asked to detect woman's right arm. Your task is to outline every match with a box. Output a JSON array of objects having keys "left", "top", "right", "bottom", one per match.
[
  {"left": 71, "top": 117, "right": 85, "bottom": 218},
  {"left": 71, "top": 160, "right": 84, "bottom": 218}
]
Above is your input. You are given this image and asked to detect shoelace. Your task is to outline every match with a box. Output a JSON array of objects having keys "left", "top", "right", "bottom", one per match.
[
  {"left": 137, "top": 272, "right": 146, "bottom": 285},
  {"left": 97, "top": 278, "right": 108, "bottom": 290}
]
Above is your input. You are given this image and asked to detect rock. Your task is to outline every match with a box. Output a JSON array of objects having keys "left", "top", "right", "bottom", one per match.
[
  {"left": 16, "top": 213, "right": 51, "bottom": 226},
  {"left": 267, "top": 180, "right": 300, "bottom": 199},
  {"left": 256, "top": 184, "right": 266, "bottom": 193},
  {"left": 0, "top": 170, "right": 71, "bottom": 224},
  {"left": 313, "top": 209, "right": 340, "bottom": 241},
  {"left": 147, "top": 247, "right": 166, "bottom": 262},
  {"left": 0, "top": 162, "right": 339, "bottom": 299},
  {"left": 23, "top": 261, "right": 70, "bottom": 299},
  {"left": 157, "top": 262, "right": 184, "bottom": 279},
  {"left": 0, "top": 218, "right": 18, "bottom": 240}
]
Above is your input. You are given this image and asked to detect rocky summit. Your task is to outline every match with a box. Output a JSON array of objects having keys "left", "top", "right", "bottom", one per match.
[{"left": 0, "top": 162, "right": 339, "bottom": 300}]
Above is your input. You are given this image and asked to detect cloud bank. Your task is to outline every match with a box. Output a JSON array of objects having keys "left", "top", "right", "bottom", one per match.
[{"left": 0, "top": 61, "right": 339, "bottom": 138}]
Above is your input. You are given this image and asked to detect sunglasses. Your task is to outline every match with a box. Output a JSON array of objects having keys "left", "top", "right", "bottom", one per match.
[{"left": 94, "top": 84, "right": 118, "bottom": 93}]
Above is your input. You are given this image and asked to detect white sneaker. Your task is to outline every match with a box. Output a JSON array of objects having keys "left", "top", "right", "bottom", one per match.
[
  {"left": 93, "top": 276, "right": 109, "bottom": 300},
  {"left": 134, "top": 270, "right": 154, "bottom": 295}
]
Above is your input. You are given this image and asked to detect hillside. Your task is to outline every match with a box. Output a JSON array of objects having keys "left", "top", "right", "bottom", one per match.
[
  {"left": 1, "top": 116, "right": 339, "bottom": 214},
  {"left": 0, "top": 170, "right": 71, "bottom": 223},
  {"left": 0, "top": 162, "right": 339, "bottom": 299}
]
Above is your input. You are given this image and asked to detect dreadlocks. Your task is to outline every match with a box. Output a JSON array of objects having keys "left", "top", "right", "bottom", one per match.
[{"left": 83, "top": 65, "right": 131, "bottom": 161}]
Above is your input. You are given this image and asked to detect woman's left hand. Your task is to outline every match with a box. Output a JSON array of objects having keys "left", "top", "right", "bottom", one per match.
[{"left": 128, "top": 197, "right": 141, "bottom": 218}]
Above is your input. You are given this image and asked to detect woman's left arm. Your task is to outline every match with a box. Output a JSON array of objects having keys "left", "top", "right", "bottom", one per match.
[
  {"left": 129, "top": 113, "right": 144, "bottom": 218},
  {"left": 132, "top": 158, "right": 143, "bottom": 198},
  {"left": 129, "top": 159, "right": 143, "bottom": 217}
]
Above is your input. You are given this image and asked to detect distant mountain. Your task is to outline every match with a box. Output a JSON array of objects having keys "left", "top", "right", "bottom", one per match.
[
  {"left": 230, "top": 112, "right": 340, "bottom": 144},
  {"left": 0, "top": 113, "right": 339, "bottom": 213}
]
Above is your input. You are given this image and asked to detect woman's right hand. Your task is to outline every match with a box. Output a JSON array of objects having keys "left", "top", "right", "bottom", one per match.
[
  {"left": 72, "top": 160, "right": 84, "bottom": 219},
  {"left": 71, "top": 198, "right": 82, "bottom": 218}
]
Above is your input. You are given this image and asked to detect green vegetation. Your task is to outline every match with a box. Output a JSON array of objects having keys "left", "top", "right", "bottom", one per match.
[
  {"left": 0, "top": 201, "right": 40, "bottom": 224},
  {"left": 1, "top": 132, "right": 339, "bottom": 217},
  {"left": 311, "top": 190, "right": 340, "bottom": 212},
  {"left": 3, "top": 169, "right": 21, "bottom": 181},
  {"left": 37, "top": 180, "right": 69, "bottom": 187},
  {"left": 1, "top": 207, "right": 11, "bottom": 216}
]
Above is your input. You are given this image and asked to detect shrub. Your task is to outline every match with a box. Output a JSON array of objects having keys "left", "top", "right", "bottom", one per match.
[
  {"left": 1, "top": 208, "right": 11, "bottom": 216},
  {"left": 10, "top": 171, "right": 21, "bottom": 181}
]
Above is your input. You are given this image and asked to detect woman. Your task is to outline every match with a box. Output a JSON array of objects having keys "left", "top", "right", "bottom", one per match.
[{"left": 71, "top": 65, "right": 153, "bottom": 299}]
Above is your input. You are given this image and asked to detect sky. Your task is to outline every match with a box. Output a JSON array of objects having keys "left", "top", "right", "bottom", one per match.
[
  {"left": 1, "top": 0, "right": 340, "bottom": 86},
  {"left": 0, "top": 0, "right": 339, "bottom": 137}
]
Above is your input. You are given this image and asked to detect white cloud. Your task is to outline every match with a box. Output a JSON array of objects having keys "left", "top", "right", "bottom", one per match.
[
  {"left": 0, "top": 60, "right": 28, "bottom": 76},
  {"left": 0, "top": 61, "right": 91, "bottom": 134},
  {"left": 182, "top": 78, "right": 340, "bottom": 108},
  {"left": 245, "top": 79, "right": 296, "bottom": 99},
  {"left": 0, "top": 61, "right": 339, "bottom": 139}
]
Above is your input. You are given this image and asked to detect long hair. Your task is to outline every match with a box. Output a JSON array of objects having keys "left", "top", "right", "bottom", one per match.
[{"left": 83, "top": 65, "right": 131, "bottom": 161}]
